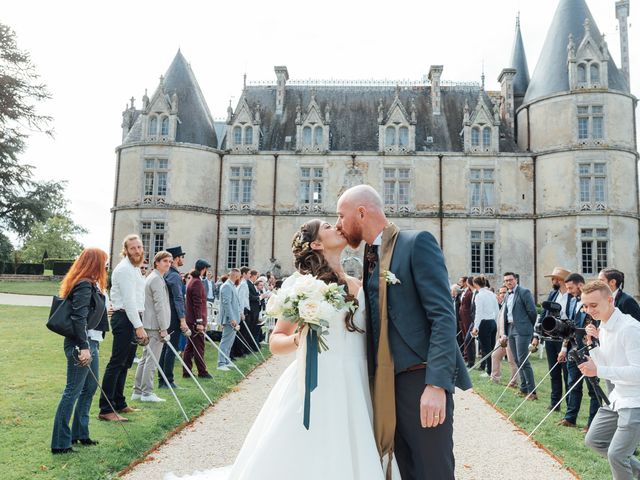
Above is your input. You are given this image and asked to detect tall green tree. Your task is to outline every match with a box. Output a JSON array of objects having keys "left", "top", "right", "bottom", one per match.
[
  {"left": 19, "top": 214, "right": 87, "bottom": 263},
  {"left": 0, "top": 22, "right": 65, "bottom": 237},
  {"left": 0, "top": 232, "right": 14, "bottom": 264}
]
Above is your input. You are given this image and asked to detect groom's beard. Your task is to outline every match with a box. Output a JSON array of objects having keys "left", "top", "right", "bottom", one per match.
[{"left": 342, "top": 225, "right": 363, "bottom": 249}]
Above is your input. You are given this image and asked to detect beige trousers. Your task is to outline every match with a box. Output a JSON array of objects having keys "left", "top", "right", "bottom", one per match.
[
  {"left": 490, "top": 337, "right": 518, "bottom": 385},
  {"left": 133, "top": 330, "right": 163, "bottom": 396}
]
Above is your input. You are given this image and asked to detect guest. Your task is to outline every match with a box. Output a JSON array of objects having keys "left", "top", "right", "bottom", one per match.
[
  {"left": 183, "top": 259, "right": 212, "bottom": 378},
  {"left": 231, "top": 267, "right": 251, "bottom": 357},
  {"left": 459, "top": 276, "right": 474, "bottom": 366},
  {"left": 471, "top": 275, "right": 499, "bottom": 375},
  {"left": 205, "top": 271, "right": 216, "bottom": 303},
  {"left": 159, "top": 246, "right": 189, "bottom": 389},
  {"left": 598, "top": 268, "right": 640, "bottom": 322},
  {"left": 133, "top": 251, "right": 172, "bottom": 402},
  {"left": 218, "top": 269, "right": 242, "bottom": 371},
  {"left": 490, "top": 286, "right": 518, "bottom": 386},
  {"left": 451, "top": 283, "right": 463, "bottom": 347},
  {"left": 245, "top": 269, "right": 262, "bottom": 351},
  {"left": 51, "top": 248, "right": 109, "bottom": 454},
  {"left": 462, "top": 277, "right": 478, "bottom": 368},
  {"left": 99, "top": 235, "right": 148, "bottom": 422}
]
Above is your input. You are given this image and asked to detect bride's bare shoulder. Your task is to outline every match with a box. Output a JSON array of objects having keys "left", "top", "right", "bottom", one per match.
[{"left": 344, "top": 276, "right": 362, "bottom": 296}]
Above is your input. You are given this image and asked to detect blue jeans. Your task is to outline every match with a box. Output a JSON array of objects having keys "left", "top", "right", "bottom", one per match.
[
  {"left": 509, "top": 333, "right": 536, "bottom": 393},
  {"left": 51, "top": 339, "right": 100, "bottom": 449},
  {"left": 544, "top": 340, "right": 568, "bottom": 406},
  {"left": 565, "top": 359, "right": 600, "bottom": 425}
]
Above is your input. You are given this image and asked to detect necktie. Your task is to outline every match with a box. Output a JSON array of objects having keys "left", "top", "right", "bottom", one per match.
[
  {"left": 567, "top": 295, "right": 576, "bottom": 320},
  {"left": 366, "top": 244, "right": 379, "bottom": 275}
]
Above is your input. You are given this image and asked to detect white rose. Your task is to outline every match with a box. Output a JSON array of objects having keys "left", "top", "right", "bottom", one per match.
[
  {"left": 293, "top": 274, "right": 320, "bottom": 297},
  {"left": 265, "top": 292, "right": 285, "bottom": 316},
  {"left": 298, "top": 298, "right": 321, "bottom": 323}
]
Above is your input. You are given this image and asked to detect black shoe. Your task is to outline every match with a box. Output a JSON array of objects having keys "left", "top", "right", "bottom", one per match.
[
  {"left": 51, "top": 447, "right": 75, "bottom": 454},
  {"left": 199, "top": 373, "right": 213, "bottom": 379},
  {"left": 73, "top": 438, "right": 99, "bottom": 446}
]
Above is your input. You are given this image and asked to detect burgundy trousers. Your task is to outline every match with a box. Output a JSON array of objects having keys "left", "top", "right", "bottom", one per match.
[{"left": 183, "top": 333, "right": 208, "bottom": 377}]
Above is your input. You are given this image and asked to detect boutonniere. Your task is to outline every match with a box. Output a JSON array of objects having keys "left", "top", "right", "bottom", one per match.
[{"left": 383, "top": 270, "right": 401, "bottom": 285}]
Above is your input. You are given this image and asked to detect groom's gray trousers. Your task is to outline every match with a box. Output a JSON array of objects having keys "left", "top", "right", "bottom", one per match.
[{"left": 218, "top": 324, "right": 237, "bottom": 367}]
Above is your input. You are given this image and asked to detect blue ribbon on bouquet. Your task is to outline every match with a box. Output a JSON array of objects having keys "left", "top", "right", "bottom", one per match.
[{"left": 303, "top": 328, "right": 319, "bottom": 430}]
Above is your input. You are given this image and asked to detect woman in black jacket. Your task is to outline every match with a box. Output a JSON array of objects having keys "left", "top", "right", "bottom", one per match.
[{"left": 51, "top": 248, "right": 109, "bottom": 454}]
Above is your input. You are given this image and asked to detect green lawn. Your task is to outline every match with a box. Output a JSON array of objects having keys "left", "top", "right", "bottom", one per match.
[
  {"left": 0, "top": 305, "right": 267, "bottom": 480},
  {"left": 0, "top": 281, "right": 61, "bottom": 296},
  {"left": 469, "top": 352, "right": 612, "bottom": 479}
]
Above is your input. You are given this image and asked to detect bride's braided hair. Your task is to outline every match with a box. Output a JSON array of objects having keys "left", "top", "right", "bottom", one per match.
[{"left": 292, "top": 219, "right": 361, "bottom": 333}]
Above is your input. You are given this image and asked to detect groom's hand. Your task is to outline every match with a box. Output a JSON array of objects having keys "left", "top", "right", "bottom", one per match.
[{"left": 420, "top": 385, "right": 446, "bottom": 428}]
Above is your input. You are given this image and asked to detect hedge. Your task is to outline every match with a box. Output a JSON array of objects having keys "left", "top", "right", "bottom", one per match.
[
  {"left": 52, "top": 261, "right": 74, "bottom": 276},
  {"left": 44, "top": 258, "right": 75, "bottom": 270},
  {"left": 15, "top": 263, "right": 45, "bottom": 275}
]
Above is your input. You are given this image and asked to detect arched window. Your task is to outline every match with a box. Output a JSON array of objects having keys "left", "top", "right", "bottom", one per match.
[
  {"left": 314, "top": 126, "right": 323, "bottom": 146},
  {"left": 148, "top": 116, "right": 158, "bottom": 136},
  {"left": 577, "top": 64, "right": 587, "bottom": 83},
  {"left": 385, "top": 126, "right": 396, "bottom": 146},
  {"left": 233, "top": 126, "right": 242, "bottom": 145},
  {"left": 244, "top": 126, "right": 253, "bottom": 145},
  {"left": 590, "top": 63, "right": 600, "bottom": 84},
  {"left": 483, "top": 127, "right": 491, "bottom": 148},
  {"left": 398, "top": 127, "right": 409, "bottom": 147},
  {"left": 161, "top": 117, "right": 169, "bottom": 136},
  {"left": 303, "top": 126, "right": 312, "bottom": 146},
  {"left": 471, "top": 127, "right": 480, "bottom": 147}
]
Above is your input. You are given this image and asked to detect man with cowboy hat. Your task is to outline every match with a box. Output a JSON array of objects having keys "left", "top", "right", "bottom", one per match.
[{"left": 533, "top": 266, "right": 571, "bottom": 412}]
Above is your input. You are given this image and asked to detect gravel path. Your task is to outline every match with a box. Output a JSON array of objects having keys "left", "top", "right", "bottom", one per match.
[
  {"left": 122, "top": 355, "right": 576, "bottom": 480},
  {"left": 0, "top": 292, "right": 52, "bottom": 307}
]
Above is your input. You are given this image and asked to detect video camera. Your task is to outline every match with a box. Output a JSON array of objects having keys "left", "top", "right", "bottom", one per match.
[{"left": 535, "top": 301, "right": 587, "bottom": 341}]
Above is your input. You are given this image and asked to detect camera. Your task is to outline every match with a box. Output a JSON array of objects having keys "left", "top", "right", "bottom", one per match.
[{"left": 536, "top": 301, "right": 585, "bottom": 340}]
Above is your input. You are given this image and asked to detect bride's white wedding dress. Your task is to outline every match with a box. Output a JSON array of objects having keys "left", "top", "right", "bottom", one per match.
[{"left": 166, "top": 288, "right": 400, "bottom": 480}]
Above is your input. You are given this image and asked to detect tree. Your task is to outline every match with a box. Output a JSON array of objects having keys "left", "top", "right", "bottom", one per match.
[
  {"left": 20, "top": 214, "right": 87, "bottom": 263},
  {"left": 0, "top": 232, "right": 14, "bottom": 264},
  {"left": 0, "top": 22, "right": 66, "bottom": 237}
]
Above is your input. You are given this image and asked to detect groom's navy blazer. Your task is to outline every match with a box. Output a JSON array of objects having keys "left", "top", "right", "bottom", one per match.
[{"left": 365, "top": 230, "right": 472, "bottom": 393}]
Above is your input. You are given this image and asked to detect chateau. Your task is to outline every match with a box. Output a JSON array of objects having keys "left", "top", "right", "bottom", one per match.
[{"left": 110, "top": 0, "right": 638, "bottom": 300}]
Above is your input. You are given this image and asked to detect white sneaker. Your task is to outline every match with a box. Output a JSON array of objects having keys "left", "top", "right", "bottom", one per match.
[
  {"left": 140, "top": 393, "right": 166, "bottom": 402},
  {"left": 217, "top": 365, "right": 230, "bottom": 371},
  {"left": 131, "top": 393, "right": 142, "bottom": 401},
  {"left": 133, "top": 357, "right": 141, "bottom": 364}
]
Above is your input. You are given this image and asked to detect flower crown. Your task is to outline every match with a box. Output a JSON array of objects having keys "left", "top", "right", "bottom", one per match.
[{"left": 292, "top": 234, "right": 310, "bottom": 254}]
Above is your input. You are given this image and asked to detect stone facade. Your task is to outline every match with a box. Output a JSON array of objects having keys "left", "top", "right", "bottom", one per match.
[{"left": 110, "top": 0, "right": 638, "bottom": 301}]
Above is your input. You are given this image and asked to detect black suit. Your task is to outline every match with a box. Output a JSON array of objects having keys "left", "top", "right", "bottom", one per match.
[
  {"left": 615, "top": 290, "right": 640, "bottom": 322},
  {"left": 247, "top": 281, "right": 262, "bottom": 348},
  {"left": 538, "top": 289, "right": 569, "bottom": 407}
]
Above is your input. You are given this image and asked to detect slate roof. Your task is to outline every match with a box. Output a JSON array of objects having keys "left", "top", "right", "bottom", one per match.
[
  {"left": 524, "top": 0, "right": 629, "bottom": 104},
  {"left": 510, "top": 18, "right": 530, "bottom": 97},
  {"left": 231, "top": 84, "right": 517, "bottom": 153},
  {"left": 123, "top": 51, "right": 217, "bottom": 148}
]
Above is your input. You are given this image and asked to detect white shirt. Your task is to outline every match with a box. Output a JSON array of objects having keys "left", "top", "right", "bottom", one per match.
[
  {"left": 473, "top": 288, "right": 500, "bottom": 329},
  {"left": 110, "top": 256, "right": 145, "bottom": 328},
  {"left": 506, "top": 285, "right": 518, "bottom": 323},
  {"left": 590, "top": 308, "right": 640, "bottom": 410},
  {"left": 372, "top": 231, "right": 383, "bottom": 246},
  {"left": 237, "top": 278, "right": 250, "bottom": 312},
  {"left": 555, "top": 290, "right": 569, "bottom": 319}
]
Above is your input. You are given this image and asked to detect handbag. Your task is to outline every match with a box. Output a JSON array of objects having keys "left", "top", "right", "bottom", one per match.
[{"left": 46, "top": 282, "right": 106, "bottom": 338}]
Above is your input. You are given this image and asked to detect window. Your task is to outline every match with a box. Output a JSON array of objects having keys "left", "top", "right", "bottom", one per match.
[
  {"left": 148, "top": 116, "right": 158, "bottom": 136},
  {"left": 233, "top": 126, "right": 242, "bottom": 145},
  {"left": 230, "top": 166, "right": 252, "bottom": 204},
  {"left": 303, "top": 126, "right": 312, "bottom": 146},
  {"left": 300, "top": 167, "right": 323, "bottom": 204},
  {"left": 143, "top": 158, "right": 168, "bottom": 199},
  {"left": 577, "top": 105, "right": 604, "bottom": 141},
  {"left": 579, "top": 163, "right": 606, "bottom": 205},
  {"left": 577, "top": 64, "right": 587, "bottom": 84},
  {"left": 483, "top": 127, "right": 491, "bottom": 148},
  {"left": 590, "top": 63, "right": 600, "bottom": 84},
  {"left": 471, "top": 230, "right": 495, "bottom": 275},
  {"left": 244, "top": 126, "right": 253, "bottom": 145},
  {"left": 469, "top": 168, "right": 495, "bottom": 210},
  {"left": 141, "top": 221, "right": 165, "bottom": 262},
  {"left": 471, "top": 127, "right": 480, "bottom": 147},
  {"left": 398, "top": 127, "right": 409, "bottom": 147},
  {"left": 383, "top": 168, "right": 411, "bottom": 206},
  {"left": 581, "top": 228, "right": 608, "bottom": 275},
  {"left": 314, "top": 126, "right": 323, "bottom": 147},
  {"left": 161, "top": 117, "right": 169, "bottom": 136},
  {"left": 385, "top": 126, "right": 396, "bottom": 146},
  {"left": 227, "top": 227, "right": 250, "bottom": 269}
]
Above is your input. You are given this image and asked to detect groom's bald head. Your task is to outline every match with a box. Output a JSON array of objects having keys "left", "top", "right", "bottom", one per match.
[{"left": 336, "top": 185, "right": 387, "bottom": 247}]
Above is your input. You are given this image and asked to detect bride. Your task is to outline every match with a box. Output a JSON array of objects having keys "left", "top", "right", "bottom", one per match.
[{"left": 168, "top": 219, "right": 400, "bottom": 480}]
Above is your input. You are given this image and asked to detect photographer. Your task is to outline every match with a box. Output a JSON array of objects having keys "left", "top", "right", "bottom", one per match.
[{"left": 579, "top": 281, "right": 640, "bottom": 479}]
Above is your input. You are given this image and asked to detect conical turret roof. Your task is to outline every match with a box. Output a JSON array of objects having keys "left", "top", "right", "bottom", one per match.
[
  {"left": 163, "top": 50, "right": 217, "bottom": 148},
  {"left": 523, "top": 0, "right": 628, "bottom": 104},
  {"left": 510, "top": 16, "right": 530, "bottom": 97}
]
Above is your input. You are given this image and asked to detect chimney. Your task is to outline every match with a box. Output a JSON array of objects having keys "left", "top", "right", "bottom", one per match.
[
  {"left": 616, "top": 0, "right": 630, "bottom": 88},
  {"left": 274, "top": 66, "right": 289, "bottom": 115},
  {"left": 498, "top": 68, "right": 516, "bottom": 131},
  {"left": 428, "top": 65, "right": 443, "bottom": 115}
]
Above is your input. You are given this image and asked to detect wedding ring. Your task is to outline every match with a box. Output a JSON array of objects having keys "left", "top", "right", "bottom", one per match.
[{"left": 434, "top": 415, "right": 440, "bottom": 419}]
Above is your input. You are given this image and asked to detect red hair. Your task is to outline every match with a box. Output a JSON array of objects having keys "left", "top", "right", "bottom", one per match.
[{"left": 59, "top": 248, "right": 108, "bottom": 298}]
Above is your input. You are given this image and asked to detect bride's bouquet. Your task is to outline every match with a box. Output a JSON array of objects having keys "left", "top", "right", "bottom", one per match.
[{"left": 265, "top": 272, "right": 356, "bottom": 429}]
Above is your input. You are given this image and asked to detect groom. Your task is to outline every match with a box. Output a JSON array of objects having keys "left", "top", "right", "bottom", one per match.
[{"left": 337, "top": 185, "right": 472, "bottom": 480}]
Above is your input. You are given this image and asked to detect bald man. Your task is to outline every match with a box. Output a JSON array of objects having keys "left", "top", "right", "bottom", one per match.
[{"left": 336, "top": 185, "right": 471, "bottom": 480}]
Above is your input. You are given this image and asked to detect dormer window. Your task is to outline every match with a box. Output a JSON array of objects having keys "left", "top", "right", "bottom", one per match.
[
  {"left": 568, "top": 20, "right": 609, "bottom": 90},
  {"left": 244, "top": 126, "right": 253, "bottom": 145},
  {"left": 483, "top": 127, "right": 491, "bottom": 148},
  {"left": 463, "top": 96, "right": 500, "bottom": 153},
  {"left": 233, "top": 126, "right": 242, "bottom": 145},
  {"left": 296, "top": 94, "right": 330, "bottom": 152},
  {"left": 590, "top": 63, "right": 600, "bottom": 83},
  {"left": 161, "top": 116, "right": 169, "bottom": 136},
  {"left": 471, "top": 128, "right": 480, "bottom": 147},
  {"left": 378, "top": 93, "right": 416, "bottom": 153},
  {"left": 227, "top": 96, "right": 260, "bottom": 152},
  {"left": 578, "top": 63, "right": 587, "bottom": 83}
]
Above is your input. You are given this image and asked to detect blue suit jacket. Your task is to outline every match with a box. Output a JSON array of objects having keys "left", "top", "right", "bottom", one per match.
[
  {"left": 219, "top": 281, "right": 241, "bottom": 326},
  {"left": 508, "top": 285, "right": 538, "bottom": 337},
  {"left": 365, "top": 230, "right": 472, "bottom": 393}
]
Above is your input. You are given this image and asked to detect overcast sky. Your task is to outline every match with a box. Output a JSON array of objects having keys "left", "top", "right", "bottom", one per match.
[{"left": 3, "top": 0, "right": 637, "bottom": 252}]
